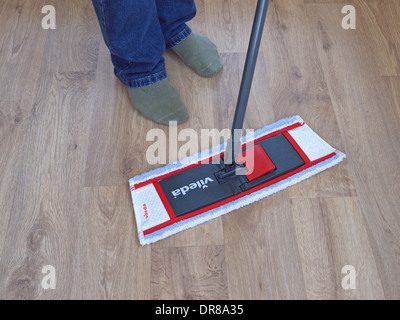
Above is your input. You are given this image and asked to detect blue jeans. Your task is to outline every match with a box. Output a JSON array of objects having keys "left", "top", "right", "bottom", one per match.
[{"left": 92, "top": 0, "right": 196, "bottom": 88}]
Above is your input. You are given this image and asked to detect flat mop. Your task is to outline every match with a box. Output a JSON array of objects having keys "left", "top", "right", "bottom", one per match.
[{"left": 129, "top": 0, "right": 346, "bottom": 245}]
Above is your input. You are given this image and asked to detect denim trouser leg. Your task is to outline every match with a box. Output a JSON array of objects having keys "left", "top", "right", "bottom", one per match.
[
  {"left": 155, "top": 0, "right": 196, "bottom": 49},
  {"left": 92, "top": 0, "right": 196, "bottom": 88}
]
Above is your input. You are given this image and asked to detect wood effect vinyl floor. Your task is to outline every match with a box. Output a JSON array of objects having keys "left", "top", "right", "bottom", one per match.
[{"left": 0, "top": 0, "right": 399, "bottom": 300}]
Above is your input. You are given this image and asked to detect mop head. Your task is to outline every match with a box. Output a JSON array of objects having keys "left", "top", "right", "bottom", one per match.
[{"left": 129, "top": 116, "right": 346, "bottom": 245}]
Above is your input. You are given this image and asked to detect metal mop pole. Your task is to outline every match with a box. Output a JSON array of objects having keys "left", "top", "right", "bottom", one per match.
[{"left": 225, "top": 0, "right": 270, "bottom": 172}]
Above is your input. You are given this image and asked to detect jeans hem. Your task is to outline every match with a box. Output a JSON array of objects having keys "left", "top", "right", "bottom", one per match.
[
  {"left": 166, "top": 25, "right": 192, "bottom": 50},
  {"left": 119, "top": 70, "right": 167, "bottom": 88}
]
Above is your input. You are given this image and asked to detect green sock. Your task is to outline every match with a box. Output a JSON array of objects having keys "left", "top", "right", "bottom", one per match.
[
  {"left": 171, "top": 31, "right": 223, "bottom": 78},
  {"left": 128, "top": 79, "right": 189, "bottom": 125}
]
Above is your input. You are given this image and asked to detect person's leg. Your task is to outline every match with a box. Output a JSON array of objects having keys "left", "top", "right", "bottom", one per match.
[
  {"left": 93, "top": 0, "right": 166, "bottom": 87},
  {"left": 155, "top": 0, "right": 223, "bottom": 78},
  {"left": 92, "top": 0, "right": 189, "bottom": 125},
  {"left": 155, "top": 0, "right": 196, "bottom": 50}
]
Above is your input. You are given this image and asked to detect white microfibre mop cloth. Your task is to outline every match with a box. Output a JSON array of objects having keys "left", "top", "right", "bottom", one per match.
[{"left": 129, "top": 116, "right": 346, "bottom": 245}]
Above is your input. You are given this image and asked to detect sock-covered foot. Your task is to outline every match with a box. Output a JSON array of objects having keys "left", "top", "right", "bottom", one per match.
[
  {"left": 171, "top": 31, "right": 223, "bottom": 78},
  {"left": 128, "top": 79, "right": 189, "bottom": 125}
]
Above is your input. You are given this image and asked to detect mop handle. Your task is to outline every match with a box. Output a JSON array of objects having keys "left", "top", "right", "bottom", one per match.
[{"left": 228, "top": 0, "right": 270, "bottom": 165}]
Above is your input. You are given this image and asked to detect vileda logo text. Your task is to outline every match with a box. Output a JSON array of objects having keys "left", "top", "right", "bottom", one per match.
[
  {"left": 172, "top": 177, "right": 214, "bottom": 198},
  {"left": 143, "top": 203, "right": 149, "bottom": 219}
]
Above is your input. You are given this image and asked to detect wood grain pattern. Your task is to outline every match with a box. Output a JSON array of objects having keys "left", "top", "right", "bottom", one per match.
[
  {"left": 0, "top": 0, "right": 399, "bottom": 300},
  {"left": 223, "top": 192, "right": 307, "bottom": 300},
  {"left": 306, "top": 2, "right": 400, "bottom": 299},
  {"left": 291, "top": 197, "right": 385, "bottom": 300},
  {"left": 151, "top": 246, "right": 228, "bottom": 300}
]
